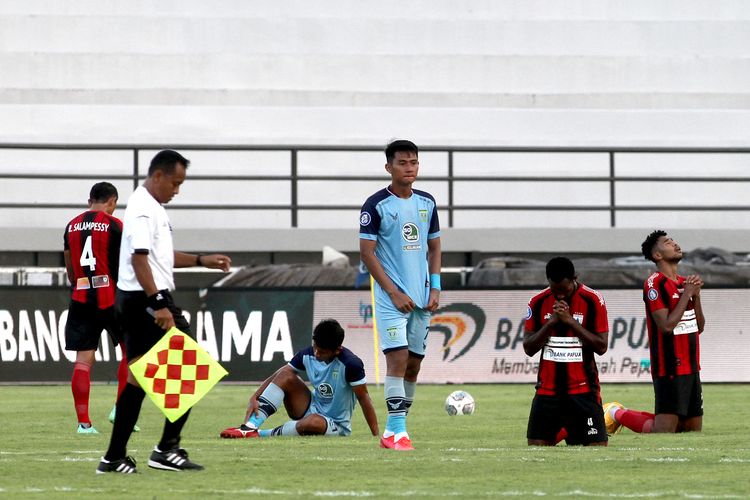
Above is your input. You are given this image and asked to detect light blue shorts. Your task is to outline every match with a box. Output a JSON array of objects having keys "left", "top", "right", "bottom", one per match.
[
  {"left": 306, "top": 402, "right": 350, "bottom": 436},
  {"left": 374, "top": 303, "right": 431, "bottom": 356}
]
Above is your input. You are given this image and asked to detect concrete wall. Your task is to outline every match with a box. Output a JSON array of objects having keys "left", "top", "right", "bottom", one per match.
[
  {"left": 1, "top": 1, "right": 749, "bottom": 252},
  {"left": 0, "top": 0, "right": 747, "bottom": 146}
]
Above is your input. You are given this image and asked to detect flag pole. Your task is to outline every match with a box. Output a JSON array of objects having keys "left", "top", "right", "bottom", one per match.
[{"left": 369, "top": 275, "right": 380, "bottom": 387}]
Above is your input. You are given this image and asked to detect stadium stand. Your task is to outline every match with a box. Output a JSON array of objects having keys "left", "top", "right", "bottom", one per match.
[{"left": 1, "top": 0, "right": 749, "bottom": 264}]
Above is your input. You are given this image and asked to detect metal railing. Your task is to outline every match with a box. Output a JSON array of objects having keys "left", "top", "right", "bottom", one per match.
[{"left": 2, "top": 144, "right": 749, "bottom": 228}]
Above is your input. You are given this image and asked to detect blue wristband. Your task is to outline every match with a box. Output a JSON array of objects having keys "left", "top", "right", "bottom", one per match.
[{"left": 430, "top": 273, "right": 441, "bottom": 291}]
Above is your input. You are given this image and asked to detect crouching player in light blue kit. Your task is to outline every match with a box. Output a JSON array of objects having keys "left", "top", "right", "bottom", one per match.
[
  {"left": 219, "top": 319, "right": 379, "bottom": 439},
  {"left": 359, "top": 139, "right": 442, "bottom": 451}
]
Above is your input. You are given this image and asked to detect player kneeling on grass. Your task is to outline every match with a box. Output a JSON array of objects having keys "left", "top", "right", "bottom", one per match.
[
  {"left": 523, "top": 257, "right": 610, "bottom": 446},
  {"left": 603, "top": 230, "right": 705, "bottom": 435},
  {"left": 220, "top": 319, "right": 379, "bottom": 439}
]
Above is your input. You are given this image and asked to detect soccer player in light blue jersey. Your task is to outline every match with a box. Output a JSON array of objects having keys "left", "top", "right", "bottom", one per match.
[
  {"left": 219, "top": 319, "right": 379, "bottom": 439},
  {"left": 359, "top": 139, "right": 442, "bottom": 451}
]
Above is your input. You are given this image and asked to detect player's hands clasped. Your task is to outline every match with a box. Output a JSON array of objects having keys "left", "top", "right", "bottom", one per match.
[
  {"left": 552, "top": 300, "right": 572, "bottom": 325},
  {"left": 684, "top": 275, "right": 704, "bottom": 297}
]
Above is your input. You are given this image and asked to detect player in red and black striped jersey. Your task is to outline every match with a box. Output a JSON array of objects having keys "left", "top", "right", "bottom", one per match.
[
  {"left": 523, "top": 256, "right": 609, "bottom": 446},
  {"left": 604, "top": 230, "right": 705, "bottom": 434},
  {"left": 63, "top": 182, "right": 131, "bottom": 434}
]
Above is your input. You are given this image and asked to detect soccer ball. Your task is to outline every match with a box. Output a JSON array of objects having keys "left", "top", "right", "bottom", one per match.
[{"left": 445, "top": 390, "right": 475, "bottom": 416}]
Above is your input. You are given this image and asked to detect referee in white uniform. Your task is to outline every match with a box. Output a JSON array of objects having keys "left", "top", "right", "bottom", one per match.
[{"left": 97, "top": 150, "right": 231, "bottom": 474}]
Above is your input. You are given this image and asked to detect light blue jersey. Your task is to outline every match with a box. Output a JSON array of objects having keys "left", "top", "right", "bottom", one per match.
[
  {"left": 359, "top": 187, "right": 440, "bottom": 309},
  {"left": 289, "top": 346, "right": 366, "bottom": 436}
]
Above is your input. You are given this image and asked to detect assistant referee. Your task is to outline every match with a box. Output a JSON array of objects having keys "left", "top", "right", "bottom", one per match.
[{"left": 97, "top": 150, "right": 231, "bottom": 474}]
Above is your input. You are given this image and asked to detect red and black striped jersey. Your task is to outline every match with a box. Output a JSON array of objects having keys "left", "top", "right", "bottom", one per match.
[
  {"left": 525, "top": 284, "right": 608, "bottom": 397},
  {"left": 643, "top": 272, "right": 701, "bottom": 377},
  {"left": 63, "top": 210, "right": 122, "bottom": 309}
]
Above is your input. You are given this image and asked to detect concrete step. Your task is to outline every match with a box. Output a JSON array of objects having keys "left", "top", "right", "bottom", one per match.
[
  {"left": 1, "top": 89, "right": 749, "bottom": 109},
  {"left": 2, "top": 16, "right": 748, "bottom": 57},
  {"left": 0, "top": 0, "right": 748, "bottom": 21},
  {"left": 2, "top": 53, "right": 748, "bottom": 93},
  {"left": 1, "top": 105, "right": 748, "bottom": 146}
]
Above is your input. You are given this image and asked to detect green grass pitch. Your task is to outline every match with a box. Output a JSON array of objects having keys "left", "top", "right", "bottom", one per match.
[{"left": 1, "top": 383, "right": 748, "bottom": 498}]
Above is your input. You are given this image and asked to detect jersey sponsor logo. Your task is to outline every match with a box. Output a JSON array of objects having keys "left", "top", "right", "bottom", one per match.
[
  {"left": 402, "top": 223, "right": 419, "bottom": 242},
  {"left": 542, "top": 336, "right": 583, "bottom": 363},
  {"left": 543, "top": 345, "right": 583, "bottom": 363},
  {"left": 359, "top": 212, "right": 371, "bottom": 226},
  {"left": 317, "top": 382, "right": 334, "bottom": 399},
  {"left": 524, "top": 305, "right": 532, "bottom": 320},
  {"left": 75, "top": 277, "right": 91, "bottom": 290},
  {"left": 91, "top": 275, "right": 110, "bottom": 288},
  {"left": 674, "top": 309, "right": 699, "bottom": 335},
  {"left": 647, "top": 288, "right": 659, "bottom": 301},
  {"left": 547, "top": 336, "right": 583, "bottom": 347}
]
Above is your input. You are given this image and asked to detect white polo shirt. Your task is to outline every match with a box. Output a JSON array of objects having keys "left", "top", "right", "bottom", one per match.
[{"left": 117, "top": 185, "right": 175, "bottom": 292}]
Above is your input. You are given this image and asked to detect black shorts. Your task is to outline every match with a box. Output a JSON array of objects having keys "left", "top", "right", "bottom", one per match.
[
  {"left": 527, "top": 392, "right": 608, "bottom": 445},
  {"left": 654, "top": 373, "right": 703, "bottom": 418},
  {"left": 65, "top": 300, "right": 121, "bottom": 351},
  {"left": 115, "top": 289, "right": 190, "bottom": 360}
]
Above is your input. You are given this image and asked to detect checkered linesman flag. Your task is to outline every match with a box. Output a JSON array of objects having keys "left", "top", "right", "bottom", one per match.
[{"left": 130, "top": 327, "right": 228, "bottom": 422}]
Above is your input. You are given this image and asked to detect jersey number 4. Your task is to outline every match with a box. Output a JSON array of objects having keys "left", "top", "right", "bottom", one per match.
[{"left": 80, "top": 235, "right": 97, "bottom": 271}]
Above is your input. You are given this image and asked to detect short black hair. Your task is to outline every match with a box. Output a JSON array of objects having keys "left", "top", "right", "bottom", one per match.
[
  {"left": 546, "top": 256, "right": 576, "bottom": 283},
  {"left": 312, "top": 318, "right": 345, "bottom": 350},
  {"left": 641, "top": 229, "right": 667, "bottom": 263},
  {"left": 148, "top": 150, "right": 190, "bottom": 176},
  {"left": 385, "top": 139, "right": 418, "bottom": 163},
  {"left": 89, "top": 182, "right": 118, "bottom": 203}
]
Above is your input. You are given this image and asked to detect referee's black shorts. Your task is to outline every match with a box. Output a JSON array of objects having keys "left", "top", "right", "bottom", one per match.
[
  {"left": 65, "top": 300, "right": 122, "bottom": 351},
  {"left": 115, "top": 288, "right": 190, "bottom": 360}
]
